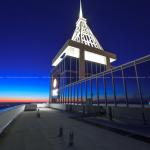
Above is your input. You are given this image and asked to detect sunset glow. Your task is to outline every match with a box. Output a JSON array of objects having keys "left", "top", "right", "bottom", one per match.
[
  {"left": 0, "top": 77, "right": 50, "bottom": 103},
  {"left": 0, "top": 97, "right": 48, "bottom": 103}
]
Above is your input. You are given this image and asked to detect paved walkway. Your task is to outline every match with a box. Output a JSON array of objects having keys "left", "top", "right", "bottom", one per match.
[
  {"left": 78, "top": 116, "right": 150, "bottom": 138},
  {"left": 0, "top": 108, "right": 150, "bottom": 150}
]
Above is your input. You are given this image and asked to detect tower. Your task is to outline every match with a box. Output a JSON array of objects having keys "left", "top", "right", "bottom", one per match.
[
  {"left": 51, "top": 0, "right": 117, "bottom": 101},
  {"left": 72, "top": 0, "right": 103, "bottom": 50}
]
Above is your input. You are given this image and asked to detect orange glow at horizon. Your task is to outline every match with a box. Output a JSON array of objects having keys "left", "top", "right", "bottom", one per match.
[{"left": 0, "top": 97, "right": 48, "bottom": 103}]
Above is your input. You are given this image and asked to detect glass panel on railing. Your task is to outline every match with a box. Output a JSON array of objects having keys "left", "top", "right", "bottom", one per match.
[
  {"left": 113, "top": 69, "right": 126, "bottom": 105},
  {"left": 123, "top": 66, "right": 141, "bottom": 105},
  {"left": 105, "top": 73, "right": 115, "bottom": 105},
  {"left": 136, "top": 60, "right": 150, "bottom": 106}
]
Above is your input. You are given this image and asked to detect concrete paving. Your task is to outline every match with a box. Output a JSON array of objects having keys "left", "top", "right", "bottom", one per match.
[
  {"left": 0, "top": 108, "right": 150, "bottom": 150},
  {"left": 80, "top": 116, "right": 150, "bottom": 138}
]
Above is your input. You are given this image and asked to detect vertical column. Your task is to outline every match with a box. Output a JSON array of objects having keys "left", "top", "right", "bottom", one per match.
[
  {"left": 81, "top": 82, "right": 82, "bottom": 105},
  {"left": 111, "top": 70, "right": 117, "bottom": 106},
  {"left": 49, "top": 78, "right": 51, "bottom": 104},
  {"left": 121, "top": 66, "right": 128, "bottom": 106},
  {"left": 74, "top": 84, "right": 76, "bottom": 105},
  {"left": 103, "top": 73, "right": 107, "bottom": 107},
  {"left": 85, "top": 80, "right": 87, "bottom": 108},
  {"left": 77, "top": 83, "right": 78, "bottom": 105},
  {"left": 62, "top": 88, "right": 64, "bottom": 104},
  {"left": 90, "top": 78, "right": 92, "bottom": 105},
  {"left": 106, "top": 57, "right": 111, "bottom": 70},
  {"left": 134, "top": 62, "right": 144, "bottom": 107},
  {"left": 79, "top": 47, "right": 85, "bottom": 79},
  {"left": 96, "top": 76, "right": 99, "bottom": 106},
  {"left": 50, "top": 76, "right": 53, "bottom": 103}
]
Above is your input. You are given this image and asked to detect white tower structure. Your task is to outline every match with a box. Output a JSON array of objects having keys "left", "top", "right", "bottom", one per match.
[
  {"left": 52, "top": 0, "right": 116, "bottom": 76},
  {"left": 71, "top": 0, "right": 103, "bottom": 50},
  {"left": 51, "top": 0, "right": 117, "bottom": 100}
]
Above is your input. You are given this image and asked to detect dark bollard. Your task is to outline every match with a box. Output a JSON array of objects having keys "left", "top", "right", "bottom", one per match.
[
  {"left": 142, "top": 112, "right": 146, "bottom": 125},
  {"left": 108, "top": 107, "right": 112, "bottom": 121},
  {"left": 37, "top": 112, "right": 40, "bottom": 118},
  {"left": 58, "top": 126, "right": 63, "bottom": 137},
  {"left": 37, "top": 110, "right": 40, "bottom": 118},
  {"left": 83, "top": 105, "right": 85, "bottom": 115},
  {"left": 68, "top": 131, "right": 74, "bottom": 147}
]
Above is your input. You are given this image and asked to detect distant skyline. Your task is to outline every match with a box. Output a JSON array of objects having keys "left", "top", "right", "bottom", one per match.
[{"left": 0, "top": 0, "right": 149, "bottom": 102}]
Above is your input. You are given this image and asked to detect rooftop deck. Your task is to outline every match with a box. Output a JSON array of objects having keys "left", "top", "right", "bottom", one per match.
[{"left": 0, "top": 108, "right": 150, "bottom": 150}]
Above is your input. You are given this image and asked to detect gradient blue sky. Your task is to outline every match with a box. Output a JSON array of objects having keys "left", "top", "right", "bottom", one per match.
[{"left": 0, "top": 0, "right": 149, "bottom": 102}]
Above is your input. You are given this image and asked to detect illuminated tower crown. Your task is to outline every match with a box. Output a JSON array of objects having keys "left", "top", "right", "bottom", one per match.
[{"left": 71, "top": 0, "right": 103, "bottom": 50}]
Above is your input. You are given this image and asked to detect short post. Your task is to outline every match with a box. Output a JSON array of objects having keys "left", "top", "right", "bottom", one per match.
[
  {"left": 58, "top": 126, "right": 63, "bottom": 137},
  {"left": 37, "top": 109, "right": 40, "bottom": 118},
  {"left": 83, "top": 105, "right": 85, "bottom": 115},
  {"left": 108, "top": 107, "right": 112, "bottom": 121},
  {"left": 142, "top": 112, "right": 146, "bottom": 125},
  {"left": 68, "top": 131, "right": 74, "bottom": 147}
]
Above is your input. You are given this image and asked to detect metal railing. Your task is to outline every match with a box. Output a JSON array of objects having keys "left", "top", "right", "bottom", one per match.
[{"left": 56, "top": 54, "right": 150, "bottom": 108}]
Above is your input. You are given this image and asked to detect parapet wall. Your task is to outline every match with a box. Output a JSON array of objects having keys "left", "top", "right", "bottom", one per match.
[
  {"left": 108, "top": 106, "right": 150, "bottom": 125},
  {"left": 49, "top": 103, "right": 150, "bottom": 125},
  {"left": 49, "top": 104, "right": 67, "bottom": 111},
  {"left": 0, "top": 105, "right": 25, "bottom": 134}
]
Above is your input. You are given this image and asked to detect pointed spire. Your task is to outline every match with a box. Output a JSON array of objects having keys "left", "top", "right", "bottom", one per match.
[
  {"left": 72, "top": 0, "right": 104, "bottom": 50},
  {"left": 79, "top": 0, "right": 83, "bottom": 18}
]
